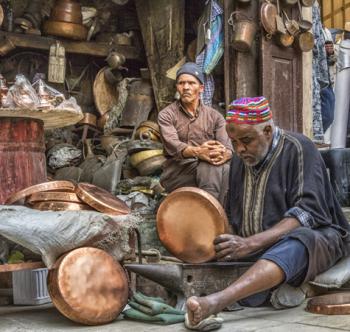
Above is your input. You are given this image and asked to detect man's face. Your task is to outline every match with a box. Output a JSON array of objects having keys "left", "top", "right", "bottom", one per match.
[
  {"left": 226, "top": 123, "right": 273, "bottom": 166},
  {"left": 176, "top": 74, "right": 204, "bottom": 104}
]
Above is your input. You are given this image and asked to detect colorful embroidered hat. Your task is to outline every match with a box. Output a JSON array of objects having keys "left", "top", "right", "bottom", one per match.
[{"left": 226, "top": 96, "right": 272, "bottom": 124}]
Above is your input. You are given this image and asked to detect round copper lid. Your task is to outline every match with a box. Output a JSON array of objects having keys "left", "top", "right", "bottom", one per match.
[
  {"left": 156, "top": 187, "right": 229, "bottom": 263},
  {"left": 32, "top": 201, "right": 92, "bottom": 212},
  {"left": 306, "top": 293, "right": 350, "bottom": 315},
  {"left": 48, "top": 247, "right": 129, "bottom": 325},
  {"left": 75, "top": 183, "right": 130, "bottom": 215},
  {"left": 27, "top": 191, "right": 82, "bottom": 204},
  {"left": 5, "top": 181, "right": 76, "bottom": 204}
]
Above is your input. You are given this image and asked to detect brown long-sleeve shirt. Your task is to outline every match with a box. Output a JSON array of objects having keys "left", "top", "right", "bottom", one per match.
[{"left": 158, "top": 101, "right": 233, "bottom": 160}]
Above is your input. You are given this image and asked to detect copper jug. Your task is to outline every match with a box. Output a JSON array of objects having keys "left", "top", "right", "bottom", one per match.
[
  {"left": 228, "top": 11, "right": 257, "bottom": 53},
  {"left": 50, "top": 0, "right": 83, "bottom": 25}
]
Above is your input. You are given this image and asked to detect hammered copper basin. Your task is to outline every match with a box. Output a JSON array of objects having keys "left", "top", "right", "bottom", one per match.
[
  {"left": 48, "top": 247, "right": 129, "bottom": 325},
  {"left": 157, "top": 187, "right": 229, "bottom": 263},
  {"left": 50, "top": 0, "right": 83, "bottom": 24}
]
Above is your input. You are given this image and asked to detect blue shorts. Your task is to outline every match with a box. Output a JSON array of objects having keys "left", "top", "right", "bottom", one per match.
[{"left": 239, "top": 237, "right": 308, "bottom": 307}]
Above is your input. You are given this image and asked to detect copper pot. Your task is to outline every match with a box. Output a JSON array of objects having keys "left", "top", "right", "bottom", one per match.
[
  {"left": 228, "top": 11, "right": 257, "bottom": 53},
  {"left": 129, "top": 149, "right": 163, "bottom": 168},
  {"left": 136, "top": 154, "right": 166, "bottom": 176},
  {"left": 294, "top": 31, "right": 314, "bottom": 52},
  {"left": 135, "top": 121, "right": 161, "bottom": 142},
  {"left": 50, "top": 0, "right": 83, "bottom": 25}
]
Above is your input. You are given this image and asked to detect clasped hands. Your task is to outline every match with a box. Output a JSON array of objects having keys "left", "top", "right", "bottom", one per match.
[
  {"left": 196, "top": 140, "right": 231, "bottom": 165},
  {"left": 214, "top": 234, "right": 255, "bottom": 262}
]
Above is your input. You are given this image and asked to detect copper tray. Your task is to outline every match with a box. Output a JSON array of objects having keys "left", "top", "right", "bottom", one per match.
[
  {"left": 27, "top": 192, "right": 82, "bottom": 204},
  {"left": 156, "top": 187, "right": 229, "bottom": 263},
  {"left": 5, "top": 181, "right": 76, "bottom": 204},
  {"left": 306, "top": 293, "right": 350, "bottom": 315},
  {"left": 76, "top": 183, "right": 130, "bottom": 215},
  {"left": 48, "top": 247, "right": 129, "bottom": 325},
  {"left": 32, "top": 201, "right": 92, "bottom": 211}
]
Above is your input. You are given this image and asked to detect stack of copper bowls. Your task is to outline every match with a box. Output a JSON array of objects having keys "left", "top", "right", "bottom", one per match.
[
  {"left": 43, "top": 0, "right": 87, "bottom": 40},
  {"left": 128, "top": 121, "right": 166, "bottom": 176},
  {"left": 5, "top": 181, "right": 130, "bottom": 215}
]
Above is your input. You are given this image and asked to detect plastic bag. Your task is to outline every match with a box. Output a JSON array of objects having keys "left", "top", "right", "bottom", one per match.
[
  {"left": 55, "top": 96, "right": 82, "bottom": 114},
  {"left": 6, "top": 74, "right": 40, "bottom": 109},
  {"left": 0, "top": 205, "right": 139, "bottom": 268},
  {"left": 32, "top": 78, "right": 65, "bottom": 109}
]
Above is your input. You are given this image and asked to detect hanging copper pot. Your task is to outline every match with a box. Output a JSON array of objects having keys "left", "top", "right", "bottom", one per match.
[
  {"left": 260, "top": 0, "right": 278, "bottom": 38},
  {"left": 228, "top": 11, "right": 257, "bottom": 53},
  {"left": 294, "top": 31, "right": 314, "bottom": 52},
  {"left": 275, "top": 32, "right": 295, "bottom": 48},
  {"left": 297, "top": 0, "right": 312, "bottom": 32}
]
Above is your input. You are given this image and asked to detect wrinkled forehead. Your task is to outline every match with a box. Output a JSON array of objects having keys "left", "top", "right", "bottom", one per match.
[
  {"left": 226, "top": 122, "right": 261, "bottom": 139},
  {"left": 176, "top": 73, "right": 201, "bottom": 84}
]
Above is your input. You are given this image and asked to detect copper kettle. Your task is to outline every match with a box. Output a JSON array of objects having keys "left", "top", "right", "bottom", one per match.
[{"left": 50, "top": 0, "right": 83, "bottom": 25}]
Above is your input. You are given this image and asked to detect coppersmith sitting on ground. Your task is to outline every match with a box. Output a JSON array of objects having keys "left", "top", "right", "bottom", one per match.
[
  {"left": 186, "top": 96, "right": 350, "bottom": 325},
  {"left": 158, "top": 62, "right": 233, "bottom": 205}
]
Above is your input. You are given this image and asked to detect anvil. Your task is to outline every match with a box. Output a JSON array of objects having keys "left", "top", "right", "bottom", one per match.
[{"left": 125, "top": 262, "right": 252, "bottom": 309}]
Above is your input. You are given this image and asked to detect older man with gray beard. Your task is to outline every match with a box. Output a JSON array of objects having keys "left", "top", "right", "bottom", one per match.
[{"left": 185, "top": 96, "right": 350, "bottom": 328}]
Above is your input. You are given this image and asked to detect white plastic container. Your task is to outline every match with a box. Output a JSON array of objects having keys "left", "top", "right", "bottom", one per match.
[{"left": 12, "top": 268, "right": 51, "bottom": 305}]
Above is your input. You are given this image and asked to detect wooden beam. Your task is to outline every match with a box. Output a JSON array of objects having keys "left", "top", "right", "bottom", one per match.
[
  {"left": 135, "top": 0, "right": 185, "bottom": 112},
  {"left": 0, "top": 31, "right": 141, "bottom": 59},
  {"left": 0, "top": 261, "right": 44, "bottom": 273}
]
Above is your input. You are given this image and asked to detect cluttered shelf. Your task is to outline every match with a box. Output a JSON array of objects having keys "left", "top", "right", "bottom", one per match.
[{"left": 0, "top": 31, "right": 140, "bottom": 59}]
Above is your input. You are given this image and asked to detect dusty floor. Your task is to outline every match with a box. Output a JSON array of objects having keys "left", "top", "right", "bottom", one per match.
[{"left": 1, "top": 302, "right": 350, "bottom": 331}]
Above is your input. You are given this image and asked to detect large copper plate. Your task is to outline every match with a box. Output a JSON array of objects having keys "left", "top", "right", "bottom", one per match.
[
  {"left": 306, "top": 293, "right": 350, "bottom": 315},
  {"left": 76, "top": 183, "right": 130, "bottom": 215},
  {"left": 156, "top": 187, "right": 229, "bottom": 263},
  {"left": 32, "top": 201, "right": 92, "bottom": 211},
  {"left": 27, "top": 191, "right": 82, "bottom": 204},
  {"left": 48, "top": 247, "right": 129, "bottom": 325},
  {"left": 5, "top": 181, "right": 76, "bottom": 204}
]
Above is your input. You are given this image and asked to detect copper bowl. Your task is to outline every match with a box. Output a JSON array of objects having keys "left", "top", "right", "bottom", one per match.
[
  {"left": 135, "top": 121, "right": 161, "bottom": 142},
  {"left": 136, "top": 154, "right": 166, "bottom": 176},
  {"left": 50, "top": 0, "right": 83, "bottom": 25},
  {"left": 129, "top": 149, "right": 163, "bottom": 168},
  {"left": 43, "top": 20, "right": 87, "bottom": 41}
]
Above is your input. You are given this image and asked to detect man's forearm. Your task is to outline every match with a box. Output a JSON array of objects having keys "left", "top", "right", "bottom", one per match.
[
  {"left": 247, "top": 217, "right": 300, "bottom": 253},
  {"left": 182, "top": 145, "right": 201, "bottom": 158}
]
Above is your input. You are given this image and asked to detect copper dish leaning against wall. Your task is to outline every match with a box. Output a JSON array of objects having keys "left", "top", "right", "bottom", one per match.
[{"left": 48, "top": 247, "right": 129, "bottom": 325}]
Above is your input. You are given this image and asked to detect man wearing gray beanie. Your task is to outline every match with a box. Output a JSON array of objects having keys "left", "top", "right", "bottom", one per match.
[{"left": 158, "top": 62, "right": 232, "bottom": 204}]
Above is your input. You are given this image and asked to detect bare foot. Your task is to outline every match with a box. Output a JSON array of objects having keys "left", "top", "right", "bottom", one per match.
[{"left": 186, "top": 296, "right": 213, "bottom": 325}]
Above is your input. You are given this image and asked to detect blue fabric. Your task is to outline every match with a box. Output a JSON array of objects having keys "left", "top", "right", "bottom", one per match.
[
  {"left": 239, "top": 238, "right": 308, "bottom": 307},
  {"left": 320, "top": 86, "right": 335, "bottom": 132},
  {"left": 261, "top": 238, "right": 308, "bottom": 286}
]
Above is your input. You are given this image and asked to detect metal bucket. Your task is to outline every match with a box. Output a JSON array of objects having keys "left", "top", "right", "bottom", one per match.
[{"left": 228, "top": 11, "right": 257, "bottom": 52}]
